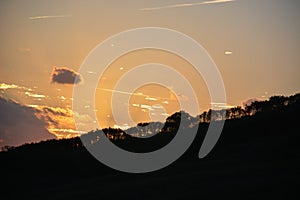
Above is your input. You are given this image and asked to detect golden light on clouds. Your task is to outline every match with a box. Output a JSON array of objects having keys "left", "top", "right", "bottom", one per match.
[
  {"left": 0, "top": 83, "right": 29, "bottom": 91},
  {"left": 1, "top": 0, "right": 299, "bottom": 148},
  {"left": 94, "top": 48, "right": 209, "bottom": 128},
  {"left": 0, "top": 81, "right": 83, "bottom": 139},
  {"left": 25, "top": 91, "right": 46, "bottom": 98},
  {"left": 129, "top": 84, "right": 180, "bottom": 124},
  {"left": 33, "top": 105, "right": 79, "bottom": 139}
]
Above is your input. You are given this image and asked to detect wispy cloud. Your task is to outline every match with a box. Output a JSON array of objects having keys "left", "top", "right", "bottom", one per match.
[
  {"left": 34, "top": 105, "right": 79, "bottom": 138},
  {"left": 98, "top": 87, "right": 192, "bottom": 104},
  {"left": 113, "top": 124, "right": 131, "bottom": 130},
  {"left": 0, "top": 83, "right": 30, "bottom": 91},
  {"left": 225, "top": 50, "right": 233, "bottom": 55},
  {"left": 97, "top": 88, "right": 144, "bottom": 97},
  {"left": 141, "top": 104, "right": 152, "bottom": 109},
  {"left": 25, "top": 91, "right": 46, "bottom": 98},
  {"left": 47, "top": 128, "right": 85, "bottom": 139},
  {"left": 145, "top": 97, "right": 158, "bottom": 101},
  {"left": 0, "top": 82, "right": 49, "bottom": 102},
  {"left": 0, "top": 83, "right": 21, "bottom": 90},
  {"left": 211, "top": 102, "right": 234, "bottom": 109},
  {"left": 140, "top": 0, "right": 235, "bottom": 11},
  {"left": 28, "top": 15, "right": 72, "bottom": 20}
]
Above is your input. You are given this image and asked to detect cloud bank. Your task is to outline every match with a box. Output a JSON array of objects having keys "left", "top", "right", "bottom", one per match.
[
  {"left": 0, "top": 97, "right": 56, "bottom": 148},
  {"left": 50, "top": 67, "right": 82, "bottom": 85}
]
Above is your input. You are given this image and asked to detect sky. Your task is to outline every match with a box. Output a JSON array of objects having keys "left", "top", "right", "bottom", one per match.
[{"left": 0, "top": 0, "right": 300, "bottom": 147}]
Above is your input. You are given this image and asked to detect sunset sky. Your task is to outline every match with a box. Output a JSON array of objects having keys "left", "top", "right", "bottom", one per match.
[{"left": 0, "top": 0, "right": 299, "bottom": 147}]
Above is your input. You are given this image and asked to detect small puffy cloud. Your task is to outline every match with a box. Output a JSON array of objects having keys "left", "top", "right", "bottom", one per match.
[
  {"left": 50, "top": 67, "right": 82, "bottom": 85},
  {"left": 0, "top": 97, "right": 56, "bottom": 148}
]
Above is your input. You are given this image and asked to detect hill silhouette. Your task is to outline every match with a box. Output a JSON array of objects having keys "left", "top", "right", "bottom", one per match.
[{"left": 0, "top": 93, "right": 299, "bottom": 199}]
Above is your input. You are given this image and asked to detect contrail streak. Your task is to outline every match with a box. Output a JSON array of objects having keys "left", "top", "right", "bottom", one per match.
[
  {"left": 139, "top": 0, "right": 235, "bottom": 11},
  {"left": 29, "top": 15, "right": 72, "bottom": 20}
]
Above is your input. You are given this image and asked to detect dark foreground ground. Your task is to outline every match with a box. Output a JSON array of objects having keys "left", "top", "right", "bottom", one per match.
[{"left": 1, "top": 108, "right": 299, "bottom": 199}]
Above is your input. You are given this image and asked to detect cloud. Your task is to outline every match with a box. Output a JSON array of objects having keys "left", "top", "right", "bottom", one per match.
[
  {"left": 29, "top": 15, "right": 72, "bottom": 20},
  {"left": 35, "top": 106, "right": 74, "bottom": 129},
  {"left": 97, "top": 87, "right": 144, "bottom": 96},
  {"left": 113, "top": 124, "right": 131, "bottom": 130},
  {"left": 0, "top": 83, "right": 30, "bottom": 91},
  {"left": 199, "top": 0, "right": 235, "bottom": 5},
  {"left": 140, "top": 0, "right": 235, "bottom": 11},
  {"left": 211, "top": 102, "right": 234, "bottom": 109},
  {"left": 0, "top": 97, "right": 56, "bottom": 148},
  {"left": 225, "top": 50, "right": 233, "bottom": 55},
  {"left": 25, "top": 91, "right": 46, "bottom": 98},
  {"left": 141, "top": 104, "right": 152, "bottom": 109},
  {"left": 145, "top": 97, "right": 158, "bottom": 101},
  {"left": 0, "top": 82, "right": 84, "bottom": 140},
  {"left": 50, "top": 67, "right": 82, "bottom": 85},
  {"left": 1, "top": 82, "right": 51, "bottom": 106},
  {"left": 0, "top": 83, "right": 20, "bottom": 90},
  {"left": 33, "top": 105, "right": 90, "bottom": 139},
  {"left": 46, "top": 128, "right": 84, "bottom": 139}
]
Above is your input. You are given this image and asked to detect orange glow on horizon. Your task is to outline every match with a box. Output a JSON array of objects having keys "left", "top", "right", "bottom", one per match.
[{"left": 95, "top": 49, "right": 209, "bottom": 128}]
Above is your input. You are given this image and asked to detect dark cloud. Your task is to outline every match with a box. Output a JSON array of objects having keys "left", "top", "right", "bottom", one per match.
[
  {"left": 0, "top": 97, "right": 56, "bottom": 148},
  {"left": 50, "top": 67, "right": 82, "bottom": 85}
]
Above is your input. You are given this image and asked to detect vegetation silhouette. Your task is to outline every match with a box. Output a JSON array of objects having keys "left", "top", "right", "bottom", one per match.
[{"left": 1, "top": 93, "right": 299, "bottom": 199}]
